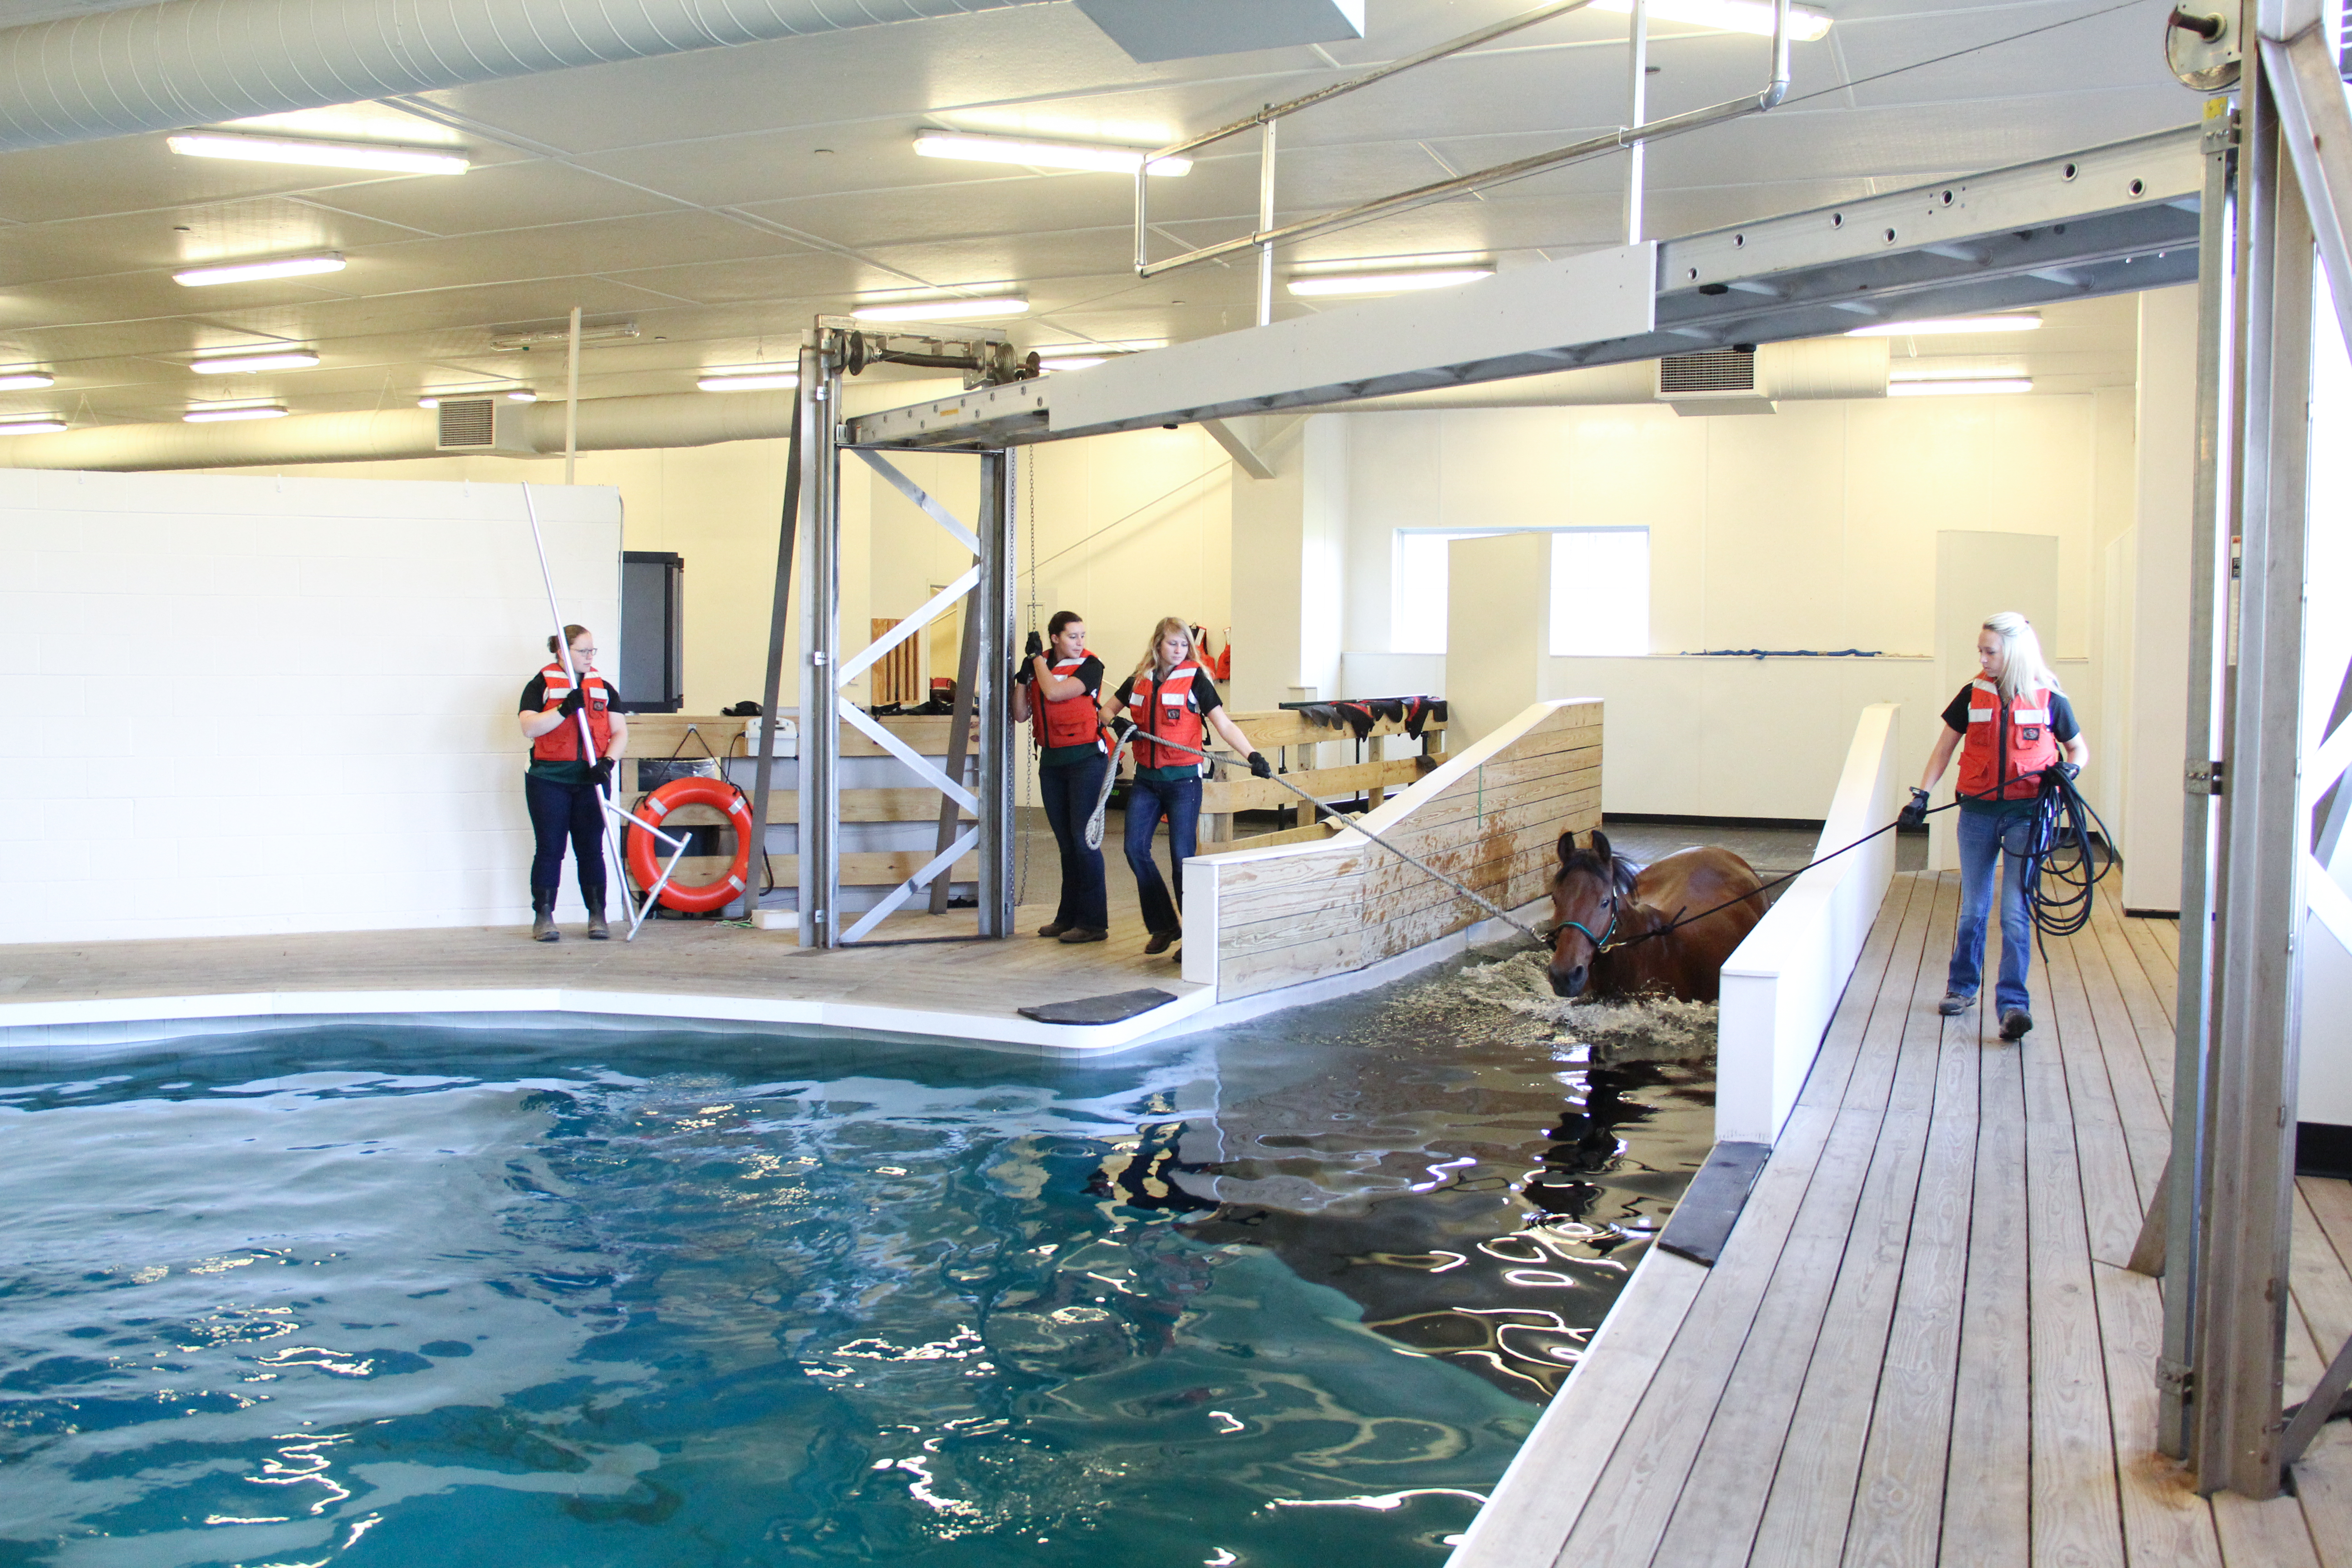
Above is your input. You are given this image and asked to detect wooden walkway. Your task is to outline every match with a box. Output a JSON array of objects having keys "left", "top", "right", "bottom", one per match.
[{"left": 1458, "top": 870, "right": 2352, "bottom": 1568}]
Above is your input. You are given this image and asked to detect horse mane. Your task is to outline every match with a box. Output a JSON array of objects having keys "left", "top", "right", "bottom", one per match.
[{"left": 1558, "top": 838, "right": 1640, "bottom": 897}]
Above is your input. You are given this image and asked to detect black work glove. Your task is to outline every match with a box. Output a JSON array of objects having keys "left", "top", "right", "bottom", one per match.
[
  {"left": 557, "top": 686, "right": 586, "bottom": 718},
  {"left": 1248, "top": 751, "right": 1272, "bottom": 779},
  {"left": 1897, "top": 787, "right": 1929, "bottom": 830},
  {"left": 1011, "top": 658, "right": 1031, "bottom": 687},
  {"left": 1110, "top": 716, "right": 1136, "bottom": 742},
  {"left": 1024, "top": 630, "right": 1044, "bottom": 661},
  {"left": 2060, "top": 760, "right": 2081, "bottom": 781},
  {"left": 587, "top": 758, "right": 614, "bottom": 790}
]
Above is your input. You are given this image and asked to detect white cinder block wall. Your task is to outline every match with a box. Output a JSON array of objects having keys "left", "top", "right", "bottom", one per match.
[{"left": 0, "top": 470, "right": 621, "bottom": 943}]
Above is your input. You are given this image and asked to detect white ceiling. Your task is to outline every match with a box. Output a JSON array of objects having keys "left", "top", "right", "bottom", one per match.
[{"left": 0, "top": 0, "right": 2202, "bottom": 429}]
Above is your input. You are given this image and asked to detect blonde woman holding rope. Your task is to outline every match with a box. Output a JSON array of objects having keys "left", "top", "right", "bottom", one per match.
[{"left": 1109, "top": 618, "right": 1269, "bottom": 957}]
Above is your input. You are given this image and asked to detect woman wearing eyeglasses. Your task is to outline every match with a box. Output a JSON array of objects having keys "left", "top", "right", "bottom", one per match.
[{"left": 518, "top": 625, "right": 627, "bottom": 942}]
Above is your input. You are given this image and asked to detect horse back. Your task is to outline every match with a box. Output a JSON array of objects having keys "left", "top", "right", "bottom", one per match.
[{"left": 1635, "top": 847, "right": 1769, "bottom": 939}]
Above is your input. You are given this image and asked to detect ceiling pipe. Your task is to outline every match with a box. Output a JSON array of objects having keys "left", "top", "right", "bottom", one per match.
[
  {"left": 1315, "top": 337, "right": 1891, "bottom": 412},
  {"left": 0, "top": 0, "right": 1051, "bottom": 152},
  {"left": 0, "top": 387, "right": 799, "bottom": 470}
]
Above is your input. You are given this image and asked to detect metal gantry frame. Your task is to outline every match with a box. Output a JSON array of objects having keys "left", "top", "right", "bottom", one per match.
[
  {"left": 2146, "top": 0, "right": 2352, "bottom": 1498},
  {"left": 778, "top": 318, "right": 1020, "bottom": 949}
]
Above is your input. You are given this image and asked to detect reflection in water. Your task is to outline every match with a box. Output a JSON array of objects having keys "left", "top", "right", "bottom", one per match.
[{"left": 0, "top": 949, "right": 1711, "bottom": 1565}]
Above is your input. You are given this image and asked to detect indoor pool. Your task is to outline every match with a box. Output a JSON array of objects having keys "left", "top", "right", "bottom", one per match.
[{"left": 0, "top": 952, "right": 1714, "bottom": 1567}]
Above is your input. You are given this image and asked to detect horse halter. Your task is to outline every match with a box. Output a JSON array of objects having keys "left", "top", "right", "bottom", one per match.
[{"left": 1552, "top": 888, "right": 1622, "bottom": 956}]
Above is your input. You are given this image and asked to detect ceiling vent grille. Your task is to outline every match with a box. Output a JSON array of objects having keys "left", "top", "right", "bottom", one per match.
[
  {"left": 1658, "top": 348, "right": 1758, "bottom": 396},
  {"left": 436, "top": 398, "right": 497, "bottom": 449}
]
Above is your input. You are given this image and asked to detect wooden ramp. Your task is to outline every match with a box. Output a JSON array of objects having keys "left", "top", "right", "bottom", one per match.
[{"left": 1456, "top": 870, "right": 2352, "bottom": 1568}]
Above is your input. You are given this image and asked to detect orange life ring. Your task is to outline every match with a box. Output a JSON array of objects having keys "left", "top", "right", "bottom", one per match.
[{"left": 626, "top": 777, "right": 755, "bottom": 913}]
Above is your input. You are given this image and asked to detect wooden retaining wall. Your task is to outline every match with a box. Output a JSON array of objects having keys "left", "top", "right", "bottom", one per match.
[{"left": 1181, "top": 700, "right": 1601, "bottom": 1001}]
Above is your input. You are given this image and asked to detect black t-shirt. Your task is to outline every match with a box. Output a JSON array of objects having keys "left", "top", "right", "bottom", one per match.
[
  {"left": 1940, "top": 683, "right": 2078, "bottom": 740},
  {"left": 1034, "top": 656, "right": 1106, "bottom": 769},
  {"left": 521, "top": 672, "right": 619, "bottom": 782}
]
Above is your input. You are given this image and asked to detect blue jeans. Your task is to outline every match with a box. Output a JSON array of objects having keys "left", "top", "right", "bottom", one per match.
[
  {"left": 524, "top": 771, "right": 607, "bottom": 903},
  {"left": 1038, "top": 755, "right": 1109, "bottom": 932},
  {"left": 1950, "top": 805, "right": 2036, "bottom": 1016},
  {"left": 1123, "top": 774, "right": 1200, "bottom": 937}
]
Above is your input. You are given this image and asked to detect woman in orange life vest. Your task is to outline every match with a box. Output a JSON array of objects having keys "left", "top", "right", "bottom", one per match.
[
  {"left": 517, "top": 624, "right": 628, "bottom": 943},
  {"left": 1110, "top": 617, "right": 1271, "bottom": 956},
  {"left": 1012, "top": 610, "right": 1112, "bottom": 944},
  {"left": 1906, "top": 611, "right": 2088, "bottom": 1042}
]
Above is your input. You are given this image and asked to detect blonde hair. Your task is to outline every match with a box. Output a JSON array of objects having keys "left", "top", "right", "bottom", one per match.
[
  {"left": 1132, "top": 617, "right": 1193, "bottom": 682},
  {"left": 1982, "top": 611, "right": 2061, "bottom": 702}
]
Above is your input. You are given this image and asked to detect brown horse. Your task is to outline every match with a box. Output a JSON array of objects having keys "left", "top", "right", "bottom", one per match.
[{"left": 1546, "top": 829, "right": 1770, "bottom": 1002}]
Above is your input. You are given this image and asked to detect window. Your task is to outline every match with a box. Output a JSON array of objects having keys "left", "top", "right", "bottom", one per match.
[
  {"left": 1549, "top": 529, "right": 1649, "bottom": 656},
  {"left": 1390, "top": 527, "right": 1649, "bottom": 656}
]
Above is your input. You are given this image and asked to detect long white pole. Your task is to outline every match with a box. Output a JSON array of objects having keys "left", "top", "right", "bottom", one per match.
[
  {"left": 564, "top": 306, "right": 581, "bottom": 485},
  {"left": 523, "top": 482, "right": 635, "bottom": 933}
]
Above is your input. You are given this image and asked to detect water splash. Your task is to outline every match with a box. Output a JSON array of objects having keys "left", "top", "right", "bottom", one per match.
[{"left": 1388, "top": 949, "right": 1720, "bottom": 1063}]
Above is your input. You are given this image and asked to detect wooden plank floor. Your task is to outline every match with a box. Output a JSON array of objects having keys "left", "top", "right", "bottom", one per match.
[{"left": 1466, "top": 871, "right": 2352, "bottom": 1568}]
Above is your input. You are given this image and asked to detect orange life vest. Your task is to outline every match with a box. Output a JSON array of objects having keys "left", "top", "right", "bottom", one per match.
[
  {"left": 531, "top": 661, "right": 614, "bottom": 764},
  {"left": 1957, "top": 680, "right": 2060, "bottom": 803},
  {"left": 1127, "top": 660, "right": 1208, "bottom": 771},
  {"left": 1029, "top": 650, "right": 1107, "bottom": 753}
]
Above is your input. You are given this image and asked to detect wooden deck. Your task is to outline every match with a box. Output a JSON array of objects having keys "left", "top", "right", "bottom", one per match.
[{"left": 1457, "top": 870, "right": 2352, "bottom": 1568}]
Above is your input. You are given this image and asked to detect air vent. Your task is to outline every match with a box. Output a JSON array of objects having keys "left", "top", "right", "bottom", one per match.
[
  {"left": 1658, "top": 348, "right": 1758, "bottom": 396},
  {"left": 436, "top": 397, "right": 496, "bottom": 449}
]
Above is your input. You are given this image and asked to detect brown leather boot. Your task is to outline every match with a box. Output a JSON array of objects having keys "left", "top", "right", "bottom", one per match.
[{"left": 531, "top": 890, "right": 559, "bottom": 942}]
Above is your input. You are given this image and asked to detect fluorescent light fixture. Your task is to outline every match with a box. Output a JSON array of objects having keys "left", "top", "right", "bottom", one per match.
[
  {"left": 1286, "top": 267, "right": 1494, "bottom": 298},
  {"left": 190, "top": 350, "right": 320, "bottom": 374},
  {"left": 1889, "top": 377, "right": 2034, "bottom": 397},
  {"left": 1592, "top": 0, "right": 1832, "bottom": 40},
  {"left": 489, "top": 321, "right": 641, "bottom": 351},
  {"left": 698, "top": 370, "right": 800, "bottom": 391},
  {"left": 852, "top": 295, "right": 1029, "bottom": 323},
  {"left": 173, "top": 253, "right": 346, "bottom": 287},
  {"left": 507, "top": 389, "right": 537, "bottom": 402},
  {"left": 1847, "top": 314, "right": 2043, "bottom": 338},
  {"left": 167, "top": 130, "right": 470, "bottom": 176},
  {"left": 421, "top": 386, "right": 534, "bottom": 407},
  {"left": 417, "top": 396, "right": 439, "bottom": 408},
  {"left": 914, "top": 130, "right": 1191, "bottom": 177},
  {"left": 1037, "top": 355, "right": 1107, "bottom": 372},
  {"left": 0, "top": 371, "right": 54, "bottom": 391},
  {"left": 0, "top": 416, "right": 66, "bottom": 433},
  {"left": 184, "top": 403, "right": 289, "bottom": 421}
]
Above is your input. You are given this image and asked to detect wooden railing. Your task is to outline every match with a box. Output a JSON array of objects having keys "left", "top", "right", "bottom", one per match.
[{"left": 1181, "top": 700, "right": 1600, "bottom": 1001}]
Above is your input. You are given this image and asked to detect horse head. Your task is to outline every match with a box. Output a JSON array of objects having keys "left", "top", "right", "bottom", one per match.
[{"left": 1548, "top": 829, "right": 1637, "bottom": 998}]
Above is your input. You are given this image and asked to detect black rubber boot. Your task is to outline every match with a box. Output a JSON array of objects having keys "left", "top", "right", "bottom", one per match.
[
  {"left": 531, "top": 889, "right": 559, "bottom": 942},
  {"left": 584, "top": 888, "right": 610, "bottom": 941}
]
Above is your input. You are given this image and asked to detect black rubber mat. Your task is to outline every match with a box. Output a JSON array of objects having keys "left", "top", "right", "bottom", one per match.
[
  {"left": 1016, "top": 989, "right": 1180, "bottom": 1026},
  {"left": 1657, "top": 1140, "right": 1772, "bottom": 1267}
]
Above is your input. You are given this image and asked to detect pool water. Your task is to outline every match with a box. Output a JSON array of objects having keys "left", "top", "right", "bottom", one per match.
[{"left": 0, "top": 951, "right": 1714, "bottom": 1567}]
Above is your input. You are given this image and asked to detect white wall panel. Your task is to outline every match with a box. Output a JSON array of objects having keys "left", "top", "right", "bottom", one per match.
[{"left": 0, "top": 468, "right": 620, "bottom": 943}]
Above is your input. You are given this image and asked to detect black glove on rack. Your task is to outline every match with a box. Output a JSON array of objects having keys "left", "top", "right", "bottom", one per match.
[
  {"left": 1897, "top": 787, "right": 1930, "bottom": 830},
  {"left": 1248, "top": 751, "right": 1272, "bottom": 779},
  {"left": 558, "top": 686, "right": 587, "bottom": 718}
]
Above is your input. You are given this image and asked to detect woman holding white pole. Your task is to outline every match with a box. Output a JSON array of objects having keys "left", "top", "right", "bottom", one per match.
[{"left": 518, "top": 625, "right": 628, "bottom": 941}]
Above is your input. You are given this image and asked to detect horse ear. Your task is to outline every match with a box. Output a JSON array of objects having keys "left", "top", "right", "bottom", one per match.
[
  {"left": 1590, "top": 828, "right": 1612, "bottom": 862},
  {"left": 1557, "top": 829, "right": 1578, "bottom": 866}
]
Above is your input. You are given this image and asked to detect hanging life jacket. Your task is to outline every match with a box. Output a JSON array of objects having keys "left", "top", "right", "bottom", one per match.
[
  {"left": 1128, "top": 660, "right": 1208, "bottom": 772},
  {"left": 1029, "top": 650, "right": 1107, "bottom": 754},
  {"left": 532, "top": 662, "right": 615, "bottom": 764},
  {"left": 1957, "top": 679, "right": 2061, "bottom": 803}
]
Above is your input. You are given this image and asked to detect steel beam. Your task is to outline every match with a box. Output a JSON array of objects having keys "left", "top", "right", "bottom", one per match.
[
  {"left": 2190, "top": 39, "right": 2314, "bottom": 1495},
  {"left": 796, "top": 350, "right": 841, "bottom": 947},
  {"left": 2159, "top": 99, "right": 2239, "bottom": 1459},
  {"left": 975, "top": 450, "right": 1015, "bottom": 936}
]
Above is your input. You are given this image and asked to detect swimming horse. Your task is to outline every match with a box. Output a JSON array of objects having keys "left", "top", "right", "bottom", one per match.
[{"left": 1546, "top": 830, "right": 1769, "bottom": 1002}]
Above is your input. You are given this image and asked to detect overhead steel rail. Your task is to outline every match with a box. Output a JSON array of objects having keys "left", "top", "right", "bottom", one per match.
[{"left": 845, "top": 122, "right": 2204, "bottom": 453}]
